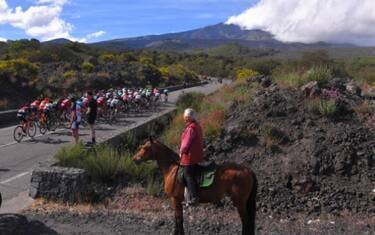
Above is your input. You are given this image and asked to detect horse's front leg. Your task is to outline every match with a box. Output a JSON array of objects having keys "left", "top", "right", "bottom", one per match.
[{"left": 171, "top": 197, "right": 184, "bottom": 235}]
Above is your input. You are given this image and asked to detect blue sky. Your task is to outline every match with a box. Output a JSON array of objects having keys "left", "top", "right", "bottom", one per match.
[{"left": 0, "top": 0, "right": 256, "bottom": 42}]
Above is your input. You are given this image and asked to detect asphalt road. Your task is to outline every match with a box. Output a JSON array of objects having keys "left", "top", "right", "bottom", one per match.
[{"left": 0, "top": 81, "right": 227, "bottom": 213}]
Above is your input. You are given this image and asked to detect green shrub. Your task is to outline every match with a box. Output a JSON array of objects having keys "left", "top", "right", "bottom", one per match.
[
  {"left": 318, "top": 99, "right": 338, "bottom": 117},
  {"left": 81, "top": 62, "right": 94, "bottom": 73},
  {"left": 302, "top": 66, "right": 332, "bottom": 86},
  {"left": 120, "top": 153, "right": 158, "bottom": 181},
  {"left": 83, "top": 145, "right": 125, "bottom": 182},
  {"left": 306, "top": 98, "right": 338, "bottom": 117},
  {"left": 119, "top": 131, "right": 137, "bottom": 151},
  {"left": 55, "top": 143, "right": 158, "bottom": 184},
  {"left": 176, "top": 92, "right": 205, "bottom": 111},
  {"left": 55, "top": 143, "right": 87, "bottom": 167}
]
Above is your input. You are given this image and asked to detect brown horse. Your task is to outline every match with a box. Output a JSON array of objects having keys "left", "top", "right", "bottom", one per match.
[{"left": 133, "top": 138, "right": 258, "bottom": 235}]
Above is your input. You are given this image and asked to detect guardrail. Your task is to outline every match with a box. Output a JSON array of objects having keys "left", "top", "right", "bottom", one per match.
[{"left": 0, "top": 81, "right": 208, "bottom": 127}]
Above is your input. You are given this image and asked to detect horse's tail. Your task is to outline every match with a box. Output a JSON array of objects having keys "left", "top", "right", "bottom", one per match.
[{"left": 246, "top": 171, "right": 257, "bottom": 235}]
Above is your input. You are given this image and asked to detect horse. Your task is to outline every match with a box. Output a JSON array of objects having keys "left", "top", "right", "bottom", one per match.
[{"left": 133, "top": 138, "right": 258, "bottom": 235}]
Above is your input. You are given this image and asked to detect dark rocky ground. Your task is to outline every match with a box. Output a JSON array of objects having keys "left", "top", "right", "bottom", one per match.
[
  {"left": 2, "top": 187, "right": 374, "bottom": 235},
  {"left": 205, "top": 77, "right": 375, "bottom": 216},
  {"left": 1, "top": 77, "right": 374, "bottom": 234}
]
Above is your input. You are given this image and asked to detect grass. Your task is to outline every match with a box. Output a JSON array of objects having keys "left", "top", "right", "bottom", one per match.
[
  {"left": 306, "top": 98, "right": 339, "bottom": 117},
  {"left": 352, "top": 101, "right": 373, "bottom": 115},
  {"left": 161, "top": 78, "right": 255, "bottom": 149},
  {"left": 55, "top": 143, "right": 159, "bottom": 192},
  {"left": 274, "top": 66, "right": 333, "bottom": 88},
  {"left": 175, "top": 92, "right": 205, "bottom": 112},
  {"left": 275, "top": 72, "right": 303, "bottom": 88},
  {"left": 303, "top": 66, "right": 332, "bottom": 86}
]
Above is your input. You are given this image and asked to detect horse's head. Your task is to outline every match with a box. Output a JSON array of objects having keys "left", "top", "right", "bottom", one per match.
[{"left": 133, "top": 136, "right": 155, "bottom": 164}]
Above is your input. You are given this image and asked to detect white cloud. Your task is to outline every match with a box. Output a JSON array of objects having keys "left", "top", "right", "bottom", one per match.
[
  {"left": 0, "top": 37, "right": 7, "bottom": 42},
  {"left": 36, "top": 0, "right": 69, "bottom": 6},
  {"left": 0, "top": 0, "right": 78, "bottom": 41},
  {"left": 227, "top": 0, "right": 375, "bottom": 46},
  {"left": 87, "top": 30, "right": 106, "bottom": 39}
]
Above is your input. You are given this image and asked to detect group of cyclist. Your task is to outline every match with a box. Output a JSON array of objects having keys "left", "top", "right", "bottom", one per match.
[{"left": 15, "top": 86, "right": 169, "bottom": 143}]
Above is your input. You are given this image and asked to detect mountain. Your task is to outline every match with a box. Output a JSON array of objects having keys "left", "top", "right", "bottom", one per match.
[
  {"left": 44, "top": 38, "right": 72, "bottom": 45},
  {"left": 92, "top": 23, "right": 356, "bottom": 51}
]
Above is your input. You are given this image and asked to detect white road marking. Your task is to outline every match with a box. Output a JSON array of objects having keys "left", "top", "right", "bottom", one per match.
[
  {"left": 0, "top": 171, "right": 30, "bottom": 184},
  {"left": 0, "top": 128, "right": 65, "bottom": 149},
  {"left": 0, "top": 141, "right": 17, "bottom": 148}
]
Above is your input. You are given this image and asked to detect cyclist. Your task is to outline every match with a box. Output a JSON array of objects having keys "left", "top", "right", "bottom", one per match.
[
  {"left": 17, "top": 104, "right": 31, "bottom": 134},
  {"left": 163, "top": 88, "right": 169, "bottom": 103},
  {"left": 30, "top": 99, "right": 40, "bottom": 114}
]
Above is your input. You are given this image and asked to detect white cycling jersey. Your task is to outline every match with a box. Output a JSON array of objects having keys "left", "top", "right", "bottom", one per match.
[{"left": 110, "top": 98, "right": 120, "bottom": 107}]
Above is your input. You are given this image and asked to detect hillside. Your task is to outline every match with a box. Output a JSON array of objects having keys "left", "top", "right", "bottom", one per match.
[
  {"left": 92, "top": 23, "right": 355, "bottom": 51},
  {"left": 205, "top": 77, "right": 375, "bottom": 216}
]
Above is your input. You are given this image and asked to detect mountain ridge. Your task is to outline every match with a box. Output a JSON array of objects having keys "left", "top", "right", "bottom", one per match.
[{"left": 45, "top": 23, "right": 358, "bottom": 51}]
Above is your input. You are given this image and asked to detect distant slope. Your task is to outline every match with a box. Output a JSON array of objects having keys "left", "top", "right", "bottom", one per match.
[
  {"left": 43, "top": 38, "right": 72, "bottom": 45},
  {"left": 92, "top": 23, "right": 357, "bottom": 51}
]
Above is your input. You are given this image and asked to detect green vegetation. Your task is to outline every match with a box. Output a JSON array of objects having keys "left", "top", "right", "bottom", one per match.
[
  {"left": 306, "top": 98, "right": 339, "bottom": 117},
  {"left": 55, "top": 143, "right": 158, "bottom": 187},
  {"left": 162, "top": 77, "right": 256, "bottom": 149},
  {"left": 1, "top": 38, "right": 375, "bottom": 110},
  {"left": 176, "top": 92, "right": 205, "bottom": 112},
  {"left": 0, "top": 39, "right": 201, "bottom": 109}
]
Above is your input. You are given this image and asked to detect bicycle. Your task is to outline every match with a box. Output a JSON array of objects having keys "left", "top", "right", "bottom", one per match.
[
  {"left": 38, "top": 111, "right": 58, "bottom": 134},
  {"left": 13, "top": 117, "right": 37, "bottom": 142}
]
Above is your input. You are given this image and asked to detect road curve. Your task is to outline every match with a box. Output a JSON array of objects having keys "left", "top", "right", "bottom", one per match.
[{"left": 0, "top": 81, "right": 228, "bottom": 213}]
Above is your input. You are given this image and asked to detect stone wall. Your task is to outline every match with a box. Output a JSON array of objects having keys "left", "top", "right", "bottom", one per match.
[{"left": 29, "top": 167, "right": 88, "bottom": 202}]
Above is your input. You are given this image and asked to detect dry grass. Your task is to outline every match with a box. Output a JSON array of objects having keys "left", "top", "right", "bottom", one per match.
[
  {"left": 162, "top": 78, "right": 255, "bottom": 147},
  {"left": 353, "top": 101, "right": 373, "bottom": 115}
]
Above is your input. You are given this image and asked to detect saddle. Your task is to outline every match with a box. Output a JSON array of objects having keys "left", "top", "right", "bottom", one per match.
[{"left": 177, "top": 161, "right": 217, "bottom": 188}]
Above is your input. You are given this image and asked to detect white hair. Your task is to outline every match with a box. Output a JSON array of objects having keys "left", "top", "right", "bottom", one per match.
[{"left": 184, "top": 108, "right": 197, "bottom": 121}]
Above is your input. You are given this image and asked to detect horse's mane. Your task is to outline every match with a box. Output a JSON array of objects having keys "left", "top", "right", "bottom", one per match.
[{"left": 154, "top": 140, "right": 180, "bottom": 164}]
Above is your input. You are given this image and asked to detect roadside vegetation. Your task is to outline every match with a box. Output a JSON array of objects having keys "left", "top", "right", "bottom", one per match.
[
  {"left": 55, "top": 137, "right": 161, "bottom": 195},
  {"left": 162, "top": 71, "right": 258, "bottom": 149}
]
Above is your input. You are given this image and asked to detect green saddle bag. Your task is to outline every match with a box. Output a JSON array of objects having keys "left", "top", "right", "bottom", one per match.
[{"left": 177, "top": 162, "right": 217, "bottom": 188}]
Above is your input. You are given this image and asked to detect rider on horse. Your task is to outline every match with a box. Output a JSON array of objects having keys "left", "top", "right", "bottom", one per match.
[{"left": 180, "top": 108, "right": 204, "bottom": 206}]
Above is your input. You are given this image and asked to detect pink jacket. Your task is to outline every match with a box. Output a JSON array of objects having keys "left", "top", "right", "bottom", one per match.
[{"left": 180, "top": 121, "right": 204, "bottom": 166}]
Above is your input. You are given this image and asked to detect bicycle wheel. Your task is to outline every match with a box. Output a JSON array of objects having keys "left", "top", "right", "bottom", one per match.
[
  {"left": 28, "top": 122, "right": 37, "bottom": 138},
  {"left": 47, "top": 118, "right": 58, "bottom": 131},
  {"left": 39, "top": 121, "right": 47, "bottom": 135},
  {"left": 13, "top": 126, "right": 25, "bottom": 143}
]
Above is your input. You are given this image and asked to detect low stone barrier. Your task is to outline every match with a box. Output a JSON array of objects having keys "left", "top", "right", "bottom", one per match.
[
  {"left": 0, "top": 109, "right": 18, "bottom": 127},
  {"left": 29, "top": 167, "right": 88, "bottom": 202}
]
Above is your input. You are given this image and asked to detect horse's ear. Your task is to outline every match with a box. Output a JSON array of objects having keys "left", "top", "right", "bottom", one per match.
[{"left": 149, "top": 136, "right": 153, "bottom": 143}]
